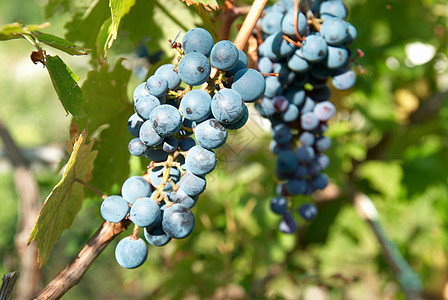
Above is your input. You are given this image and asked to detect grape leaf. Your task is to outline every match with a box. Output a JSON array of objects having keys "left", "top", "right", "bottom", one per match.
[
  {"left": 34, "top": 31, "right": 88, "bottom": 56},
  {"left": 104, "top": 0, "right": 136, "bottom": 55},
  {"left": 28, "top": 126, "right": 98, "bottom": 266},
  {"left": 45, "top": 0, "right": 71, "bottom": 19},
  {"left": 0, "top": 22, "right": 50, "bottom": 41},
  {"left": 76, "top": 58, "right": 132, "bottom": 194},
  {"left": 358, "top": 161, "right": 403, "bottom": 199},
  {"left": 179, "top": 0, "right": 219, "bottom": 11},
  {"left": 45, "top": 54, "right": 85, "bottom": 118}
]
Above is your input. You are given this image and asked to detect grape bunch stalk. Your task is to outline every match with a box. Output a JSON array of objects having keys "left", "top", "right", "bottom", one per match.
[
  {"left": 255, "top": 0, "right": 359, "bottom": 233},
  {"left": 100, "top": 27, "right": 266, "bottom": 269}
]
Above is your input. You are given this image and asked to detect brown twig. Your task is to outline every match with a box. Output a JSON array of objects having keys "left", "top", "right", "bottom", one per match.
[
  {"left": 34, "top": 220, "right": 131, "bottom": 300},
  {"left": 0, "top": 117, "right": 42, "bottom": 300},
  {"left": 74, "top": 178, "right": 107, "bottom": 200},
  {"left": 233, "top": 0, "right": 268, "bottom": 50}
]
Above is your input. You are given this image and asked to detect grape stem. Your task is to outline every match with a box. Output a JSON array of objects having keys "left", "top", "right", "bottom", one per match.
[
  {"left": 151, "top": 152, "right": 175, "bottom": 204},
  {"left": 74, "top": 178, "right": 107, "bottom": 200},
  {"left": 130, "top": 224, "right": 140, "bottom": 240}
]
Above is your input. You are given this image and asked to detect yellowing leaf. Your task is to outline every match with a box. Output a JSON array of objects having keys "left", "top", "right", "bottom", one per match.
[
  {"left": 104, "top": 0, "right": 136, "bottom": 56},
  {"left": 28, "top": 126, "right": 98, "bottom": 266},
  {"left": 180, "top": 0, "right": 219, "bottom": 11}
]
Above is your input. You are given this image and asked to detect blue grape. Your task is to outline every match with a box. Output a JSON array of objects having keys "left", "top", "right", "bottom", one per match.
[
  {"left": 144, "top": 223, "right": 171, "bottom": 247},
  {"left": 178, "top": 171, "right": 206, "bottom": 196},
  {"left": 301, "top": 34, "right": 328, "bottom": 62},
  {"left": 298, "top": 203, "right": 318, "bottom": 221},
  {"left": 276, "top": 150, "right": 298, "bottom": 173},
  {"left": 300, "top": 111, "right": 319, "bottom": 130},
  {"left": 145, "top": 75, "right": 168, "bottom": 97},
  {"left": 162, "top": 136, "right": 178, "bottom": 153},
  {"left": 296, "top": 145, "right": 315, "bottom": 163},
  {"left": 130, "top": 196, "right": 161, "bottom": 227},
  {"left": 284, "top": 87, "right": 306, "bottom": 106},
  {"left": 320, "top": 18, "right": 349, "bottom": 46},
  {"left": 282, "top": 104, "right": 299, "bottom": 122},
  {"left": 270, "top": 140, "right": 289, "bottom": 155},
  {"left": 319, "top": 1, "right": 347, "bottom": 19},
  {"left": 299, "top": 132, "right": 315, "bottom": 146},
  {"left": 311, "top": 173, "right": 329, "bottom": 190},
  {"left": 258, "top": 34, "right": 280, "bottom": 61},
  {"left": 179, "top": 137, "right": 196, "bottom": 151},
  {"left": 279, "top": 212, "right": 298, "bottom": 233},
  {"left": 121, "top": 176, "right": 152, "bottom": 204},
  {"left": 261, "top": 11, "right": 284, "bottom": 34},
  {"left": 162, "top": 204, "right": 195, "bottom": 239},
  {"left": 326, "top": 46, "right": 349, "bottom": 69},
  {"left": 180, "top": 89, "right": 211, "bottom": 121},
  {"left": 231, "top": 68, "right": 266, "bottom": 103},
  {"left": 272, "top": 124, "right": 293, "bottom": 144},
  {"left": 145, "top": 148, "right": 169, "bottom": 162},
  {"left": 345, "top": 23, "right": 357, "bottom": 43},
  {"left": 300, "top": 97, "right": 315, "bottom": 113},
  {"left": 255, "top": 97, "right": 276, "bottom": 117},
  {"left": 309, "top": 85, "right": 331, "bottom": 102},
  {"left": 293, "top": 164, "right": 308, "bottom": 178},
  {"left": 134, "top": 92, "right": 161, "bottom": 121},
  {"left": 286, "top": 178, "right": 307, "bottom": 195},
  {"left": 194, "top": 119, "right": 228, "bottom": 149},
  {"left": 115, "top": 237, "right": 148, "bottom": 269},
  {"left": 287, "top": 50, "right": 311, "bottom": 72},
  {"left": 315, "top": 154, "right": 330, "bottom": 170},
  {"left": 170, "top": 187, "right": 198, "bottom": 209},
  {"left": 100, "top": 195, "right": 130, "bottom": 223},
  {"left": 314, "top": 101, "right": 336, "bottom": 121},
  {"left": 264, "top": 76, "right": 283, "bottom": 98},
  {"left": 139, "top": 120, "right": 164, "bottom": 147},
  {"left": 211, "top": 89, "right": 244, "bottom": 124},
  {"left": 258, "top": 57, "right": 273, "bottom": 73},
  {"left": 154, "top": 64, "right": 181, "bottom": 90},
  {"left": 149, "top": 104, "right": 183, "bottom": 136},
  {"left": 281, "top": 10, "right": 306, "bottom": 36},
  {"left": 270, "top": 197, "right": 288, "bottom": 215},
  {"left": 229, "top": 50, "right": 249, "bottom": 75},
  {"left": 332, "top": 69, "right": 356, "bottom": 90},
  {"left": 127, "top": 113, "right": 144, "bottom": 137},
  {"left": 315, "top": 136, "right": 332, "bottom": 153},
  {"left": 185, "top": 145, "right": 216, "bottom": 176},
  {"left": 271, "top": 32, "right": 296, "bottom": 58},
  {"left": 182, "top": 27, "right": 214, "bottom": 57},
  {"left": 128, "top": 138, "right": 148, "bottom": 157},
  {"left": 222, "top": 104, "right": 249, "bottom": 130},
  {"left": 178, "top": 52, "right": 211, "bottom": 86},
  {"left": 210, "top": 40, "right": 239, "bottom": 71},
  {"left": 132, "top": 82, "right": 151, "bottom": 104}
]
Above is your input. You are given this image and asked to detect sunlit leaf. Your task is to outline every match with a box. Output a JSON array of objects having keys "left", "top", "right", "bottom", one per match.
[
  {"left": 179, "top": 0, "right": 219, "bottom": 11},
  {"left": 34, "top": 31, "right": 88, "bottom": 55},
  {"left": 104, "top": 0, "right": 136, "bottom": 56},
  {"left": 28, "top": 126, "right": 98, "bottom": 266}
]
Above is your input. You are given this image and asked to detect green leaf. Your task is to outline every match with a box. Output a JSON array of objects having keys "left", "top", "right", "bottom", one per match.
[
  {"left": 76, "top": 58, "right": 132, "bottom": 194},
  {"left": 358, "top": 161, "right": 404, "bottom": 199},
  {"left": 34, "top": 31, "right": 88, "bottom": 56},
  {"left": 28, "top": 126, "right": 98, "bottom": 266},
  {"left": 45, "top": 54, "right": 85, "bottom": 118},
  {"left": 65, "top": 0, "right": 110, "bottom": 65},
  {"left": 179, "top": 0, "right": 219, "bottom": 11},
  {"left": 105, "top": 0, "right": 136, "bottom": 55},
  {"left": 45, "top": 0, "right": 71, "bottom": 19},
  {"left": 0, "top": 22, "right": 50, "bottom": 41}
]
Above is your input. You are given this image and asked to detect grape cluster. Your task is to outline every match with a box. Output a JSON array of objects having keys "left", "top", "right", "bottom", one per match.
[
  {"left": 101, "top": 27, "right": 265, "bottom": 269},
  {"left": 255, "top": 0, "right": 357, "bottom": 233}
]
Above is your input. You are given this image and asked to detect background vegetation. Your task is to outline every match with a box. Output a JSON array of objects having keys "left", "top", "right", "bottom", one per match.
[{"left": 0, "top": 0, "right": 447, "bottom": 299}]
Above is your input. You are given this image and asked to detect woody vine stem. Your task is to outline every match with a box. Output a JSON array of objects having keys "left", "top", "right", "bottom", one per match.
[{"left": 33, "top": 0, "right": 267, "bottom": 299}]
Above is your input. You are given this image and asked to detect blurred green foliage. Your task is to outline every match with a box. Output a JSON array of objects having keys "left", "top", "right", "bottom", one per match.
[{"left": 0, "top": 0, "right": 447, "bottom": 299}]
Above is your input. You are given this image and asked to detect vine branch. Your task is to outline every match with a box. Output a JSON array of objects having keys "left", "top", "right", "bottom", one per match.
[{"left": 34, "top": 220, "right": 131, "bottom": 300}]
